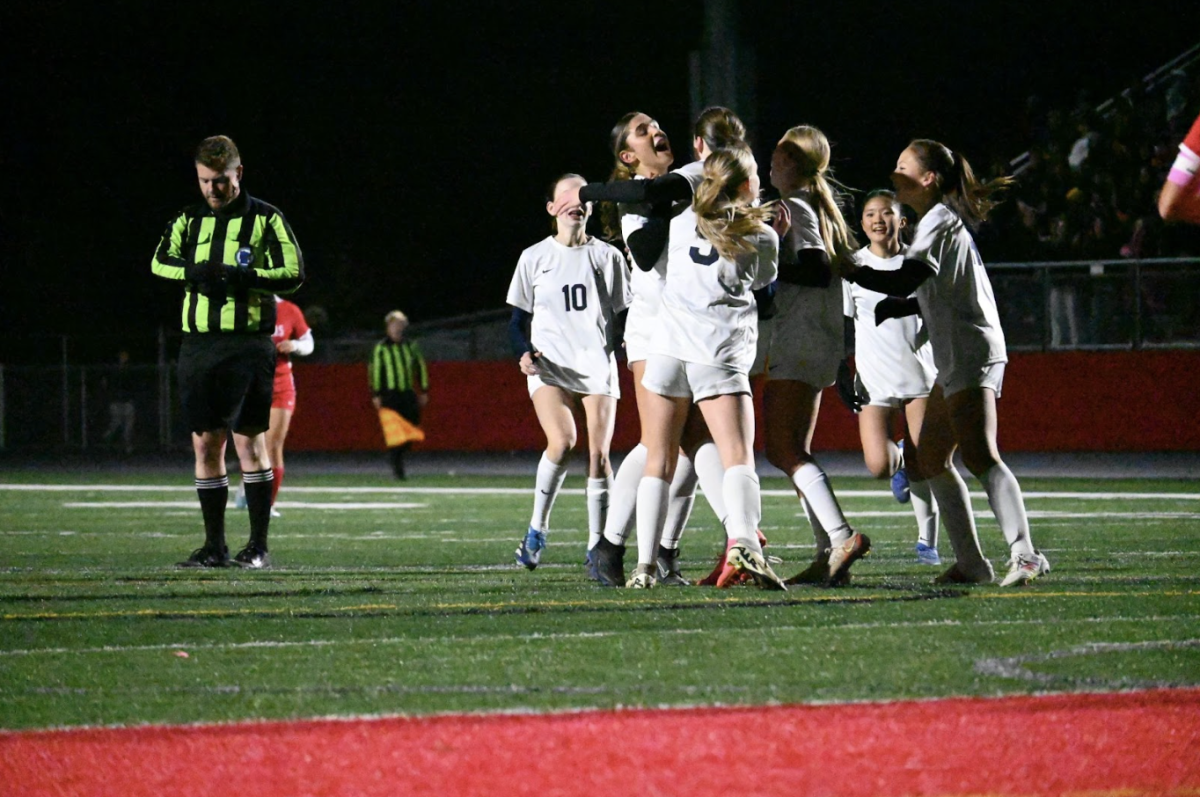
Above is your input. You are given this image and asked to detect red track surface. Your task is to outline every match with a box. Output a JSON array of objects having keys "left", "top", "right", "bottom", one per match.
[{"left": 3, "top": 688, "right": 1198, "bottom": 796}]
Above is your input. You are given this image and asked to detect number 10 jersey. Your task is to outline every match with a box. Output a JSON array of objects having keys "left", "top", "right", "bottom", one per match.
[{"left": 507, "top": 236, "right": 631, "bottom": 397}]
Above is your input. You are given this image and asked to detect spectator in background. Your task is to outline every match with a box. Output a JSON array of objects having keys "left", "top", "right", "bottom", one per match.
[
  {"left": 370, "top": 310, "right": 429, "bottom": 479},
  {"left": 101, "top": 349, "right": 136, "bottom": 454}
]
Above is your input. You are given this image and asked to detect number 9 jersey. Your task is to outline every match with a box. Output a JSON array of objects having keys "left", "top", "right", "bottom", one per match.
[
  {"left": 506, "top": 236, "right": 632, "bottom": 397},
  {"left": 651, "top": 207, "right": 779, "bottom": 374}
]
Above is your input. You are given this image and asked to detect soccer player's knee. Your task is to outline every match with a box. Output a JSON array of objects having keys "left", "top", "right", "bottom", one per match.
[{"left": 547, "top": 435, "right": 577, "bottom": 461}]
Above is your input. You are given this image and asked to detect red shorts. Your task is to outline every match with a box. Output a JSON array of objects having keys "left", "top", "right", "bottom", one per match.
[{"left": 272, "top": 375, "right": 296, "bottom": 412}]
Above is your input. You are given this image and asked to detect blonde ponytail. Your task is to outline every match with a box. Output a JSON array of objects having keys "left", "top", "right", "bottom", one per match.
[
  {"left": 692, "top": 146, "right": 773, "bottom": 261},
  {"left": 777, "top": 126, "right": 858, "bottom": 276}
]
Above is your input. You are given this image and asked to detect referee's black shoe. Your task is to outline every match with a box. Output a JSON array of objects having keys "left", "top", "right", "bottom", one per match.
[
  {"left": 177, "top": 546, "right": 232, "bottom": 568},
  {"left": 234, "top": 544, "right": 271, "bottom": 569}
]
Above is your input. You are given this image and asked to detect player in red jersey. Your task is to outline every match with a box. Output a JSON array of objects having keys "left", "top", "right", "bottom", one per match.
[
  {"left": 237, "top": 296, "right": 313, "bottom": 515},
  {"left": 1158, "top": 111, "right": 1200, "bottom": 225}
]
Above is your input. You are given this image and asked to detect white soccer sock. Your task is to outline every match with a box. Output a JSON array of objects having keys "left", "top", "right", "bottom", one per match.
[
  {"left": 723, "top": 465, "right": 764, "bottom": 555},
  {"left": 791, "top": 462, "right": 852, "bottom": 545},
  {"left": 910, "top": 478, "right": 939, "bottom": 549},
  {"left": 602, "top": 444, "right": 645, "bottom": 547},
  {"left": 586, "top": 476, "right": 610, "bottom": 550},
  {"left": 635, "top": 476, "right": 670, "bottom": 566},
  {"left": 692, "top": 441, "right": 729, "bottom": 532},
  {"left": 529, "top": 453, "right": 568, "bottom": 533},
  {"left": 981, "top": 462, "right": 1035, "bottom": 557},
  {"left": 661, "top": 453, "right": 698, "bottom": 550},
  {"left": 800, "top": 497, "right": 832, "bottom": 553},
  {"left": 928, "top": 468, "right": 988, "bottom": 574}
]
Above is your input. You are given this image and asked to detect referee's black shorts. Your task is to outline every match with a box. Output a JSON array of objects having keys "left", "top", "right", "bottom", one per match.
[{"left": 178, "top": 334, "right": 275, "bottom": 435}]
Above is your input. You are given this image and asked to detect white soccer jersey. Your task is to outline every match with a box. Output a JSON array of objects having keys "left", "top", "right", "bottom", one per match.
[
  {"left": 673, "top": 160, "right": 706, "bottom": 192},
  {"left": 906, "top": 203, "right": 1007, "bottom": 383},
  {"left": 621, "top": 183, "right": 668, "bottom": 363},
  {"left": 650, "top": 206, "right": 779, "bottom": 373},
  {"left": 844, "top": 246, "right": 936, "bottom": 401},
  {"left": 620, "top": 161, "right": 706, "bottom": 363},
  {"left": 507, "top": 236, "right": 632, "bottom": 397},
  {"left": 765, "top": 193, "right": 845, "bottom": 386}
]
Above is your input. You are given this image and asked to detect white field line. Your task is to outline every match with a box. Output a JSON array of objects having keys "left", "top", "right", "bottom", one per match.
[
  {"left": 975, "top": 639, "right": 1200, "bottom": 683},
  {"left": 826, "top": 510, "right": 1200, "bottom": 519},
  {"left": 34, "top": 503, "right": 1200, "bottom": 520},
  {"left": 2, "top": 483, "right": 1198, "bottom": 501},
  {"left": 60, "top": 502, "right": 426, "bottom": 510},
  {"left": 3, "top": 613, "right": 1196, "bottom": 659}
]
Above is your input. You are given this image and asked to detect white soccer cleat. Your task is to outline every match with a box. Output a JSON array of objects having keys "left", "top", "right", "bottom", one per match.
[
  {"left": 999, "top": 550, "right": 1050, "bottom": 587},
  {"left": 625, "top": 563, "right": 656, "bottom": 589},
  {"left": 827, "top": 532, "right": 871, "bottom": 583},
  {"left": 726, "top": 544, "right": 787, "bottom": 591}
]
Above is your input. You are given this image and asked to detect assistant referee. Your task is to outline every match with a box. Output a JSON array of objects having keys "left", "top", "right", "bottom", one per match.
[{"left": 152, "top": 135, "right": 305, "bottom": 569}]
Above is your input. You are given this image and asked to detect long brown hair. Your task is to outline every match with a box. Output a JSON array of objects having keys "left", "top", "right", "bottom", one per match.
[
  {"left": 693, "top": 106, "right": 747, "bottom": 153},
  {"left": 776, "top": 125, "right": 857, "bottom": 275},
  {"left": 596, "top": 111, "right": 643, "bottom": 239},
  {"left": 693, "top": 146, "right": 772, "bottom": 261},
  {"left": 907, "top": 139, "right": 1015, "bottom": 229}
]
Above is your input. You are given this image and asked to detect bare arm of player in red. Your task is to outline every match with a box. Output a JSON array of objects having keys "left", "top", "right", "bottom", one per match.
[{"left": 1158, "top": 112, "right": 1200, "bottom": 225}]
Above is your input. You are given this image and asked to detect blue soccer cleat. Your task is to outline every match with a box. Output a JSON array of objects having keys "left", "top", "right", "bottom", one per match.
[
  {"left": 515, "top": 527, "right": 546, "bottom": 570},
  {"left": 915, "top": 542, "right": 941, "bottom": 566},
  {"left": 891, "top": 441, "right": 911, "bottom": 503}
]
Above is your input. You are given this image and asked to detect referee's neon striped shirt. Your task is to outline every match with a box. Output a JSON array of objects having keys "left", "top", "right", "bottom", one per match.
[
  {"left": 151, "top": 192, "right": 305, "bottom": 334},
  {"left": 370, "top": 339, "right": 429, "bottom": 395}
]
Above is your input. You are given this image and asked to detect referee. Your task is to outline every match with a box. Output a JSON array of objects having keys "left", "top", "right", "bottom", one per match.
[
  {"left": 152, "top": 135, "right": 305, "bottom": 568},
  {"left": 370, "top": 310, "right": 429, "bottom": 479}
]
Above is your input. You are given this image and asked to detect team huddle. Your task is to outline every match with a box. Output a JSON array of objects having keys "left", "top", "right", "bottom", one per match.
[{"left": 506, "top": 107, "right": 1051, "bottom": 590}]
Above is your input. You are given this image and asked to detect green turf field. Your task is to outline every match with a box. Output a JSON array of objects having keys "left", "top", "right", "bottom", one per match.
[{"left": 1, "top": 470, "right": 1197, "bottom": 731}]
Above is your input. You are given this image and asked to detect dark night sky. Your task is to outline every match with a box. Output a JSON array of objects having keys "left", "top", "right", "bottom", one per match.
[{"left": 3, "top": 1, "right": 1196, "bottom": 359}]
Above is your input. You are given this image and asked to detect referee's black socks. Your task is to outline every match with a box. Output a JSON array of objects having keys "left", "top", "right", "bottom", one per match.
[
  {"left": 196, "top": 476, "right": 229, "bottom": 552},
  {"left": 242, "top": 469, "right": 274, "bottom": 551}
]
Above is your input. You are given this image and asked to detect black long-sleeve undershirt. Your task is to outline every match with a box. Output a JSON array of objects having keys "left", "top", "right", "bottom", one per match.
[
  {"left": 508, "top": 308, "right": 533, "bottom": 357},
  {"left": 875, "top": 297, "right": 921, "bottom": 325},
  {"left": 848, "top": 258, "right": 933, "bottom": 296},
  {"left": 578, "top": 172, "right": 693, "bottom": 205},
  {"left": 625, "top": 215, "right": 669, "bottom": 271}
]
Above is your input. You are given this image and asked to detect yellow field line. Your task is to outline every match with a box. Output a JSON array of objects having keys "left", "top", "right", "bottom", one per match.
[{"left": 3, "top": 589, "right": 1197, "bottom": 622}]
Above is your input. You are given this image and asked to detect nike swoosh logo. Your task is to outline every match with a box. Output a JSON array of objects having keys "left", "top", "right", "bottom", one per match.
[{"left": 540, "top": 268, "right": 554, "bottom": 274}]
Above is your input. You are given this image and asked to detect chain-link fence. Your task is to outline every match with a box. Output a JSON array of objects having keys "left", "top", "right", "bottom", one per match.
[{"left": 2, "top": 259, "right": 1197, "bottom": 451}]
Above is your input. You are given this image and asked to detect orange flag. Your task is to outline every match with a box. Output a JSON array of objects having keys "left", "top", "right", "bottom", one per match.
[{"left": 378, "top": 407, "right": 425, "bottom": 448}]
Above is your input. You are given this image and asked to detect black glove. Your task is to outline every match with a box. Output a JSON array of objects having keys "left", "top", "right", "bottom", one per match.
[
  {"left": 836, "top": 359, "right": 865, "bottom": 413},
  {"left": 184, "top": 260, "right": 225, "bottom": 296},
  {"left": 875, "top": 296, "right": 920, "bottom": 326},
  {"left": 222, "top": 264, "right": 260, "bottom": 292}
]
